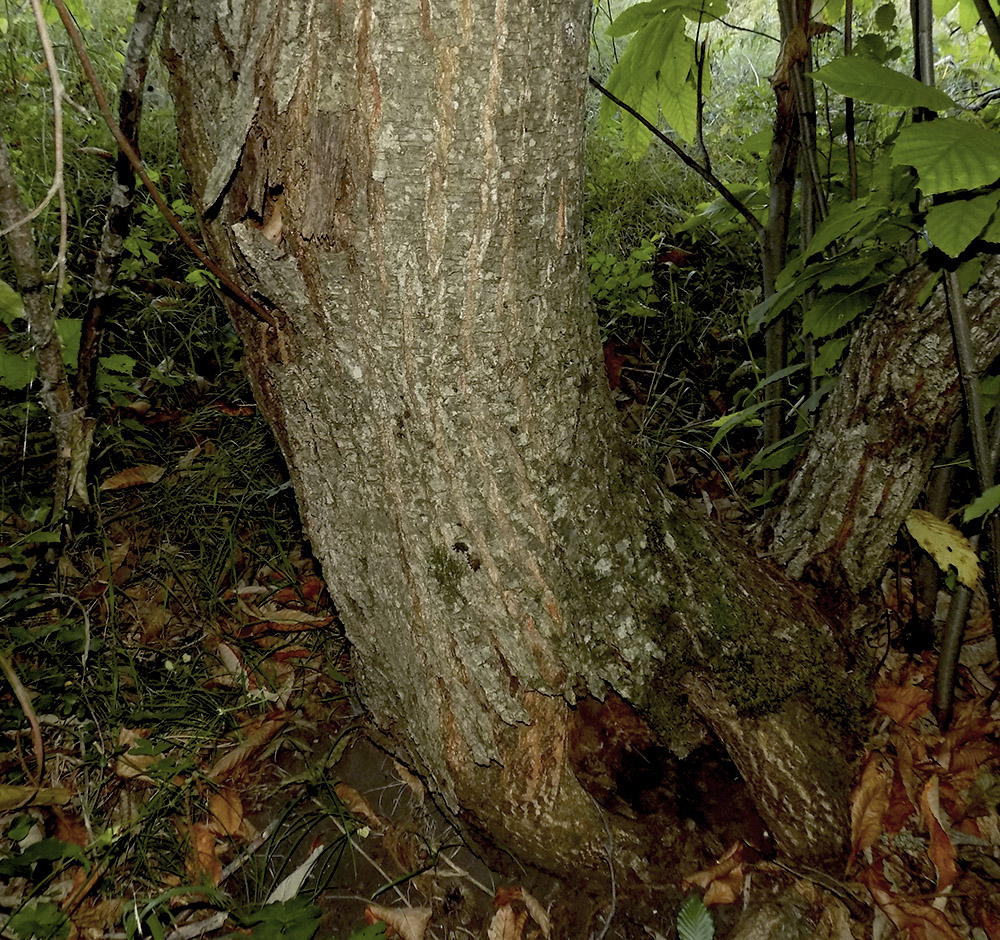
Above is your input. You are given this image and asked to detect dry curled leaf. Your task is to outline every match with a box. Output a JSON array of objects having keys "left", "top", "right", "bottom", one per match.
[
  {"left": 207, "top": 787, "right": 247, "bottom": 839},
  {"left": 920, "top": 776, "right": 959, "bottom": 893},
  {"left": 334, "top": 782, "right": 384, "bottom": 830},
  {"left": 520, "top": 888, "right": 551, "bottom": 939},
  {"left": 848, "top": 754, "right": 889, "bottom": 869},
  {"left": 875, "top": 683, "right": 932, "bottom": 727},
  {"left": 487, "top": 905, "right": 528, "bottom": 940},
  {"left": 682, "top": 841, "right": 746, "bottom": 905},
  {"left": 185, "top": 822, "right": 222, "bottom": 885},
  {"left": 99, "top": 464, "right": 165, "bottom": 491},
  {"left": 365, "top": 905, "right": 431, "bottom": 940}
]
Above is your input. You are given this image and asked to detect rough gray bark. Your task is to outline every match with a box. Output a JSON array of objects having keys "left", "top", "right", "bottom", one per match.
[
  {"left": 163, "top": 0, "right": 856, "bottom": 878},
  {"left": 765, "top": 257, "right": 1000, "bottom": 599}
]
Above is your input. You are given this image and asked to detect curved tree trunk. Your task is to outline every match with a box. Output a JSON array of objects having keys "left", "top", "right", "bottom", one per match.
[
  {"left": 163, "top": 0, "right": 859, "bottom": 880},
  {"left": 765, "top": 257, "right": 1000, "bottom": 600}
]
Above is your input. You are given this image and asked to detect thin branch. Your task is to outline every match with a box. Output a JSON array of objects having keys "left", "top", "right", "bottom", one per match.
[
  {"left": 76, "top": 0, "right": 163, "bottom": 415},
  {"left": 589, "top": 76, "right": 764, "bottom": 238},
  {"left": 935, "top": 270, "right": 1000, "bottom": 726},
  {"left": 845, "top": 0, "right": 857, "bottom": 200},
  {"left": 0, "top": 651, "right": 44, "bottom": 786},
  {"left": 48, "top": 0, "right": 279, "bottom": 330},
  {"left": 715, "top": 18, "right": 780, "bottom": 42},
  {"left": 971, "top": 0, "right": 1000, "bottom": 64}
]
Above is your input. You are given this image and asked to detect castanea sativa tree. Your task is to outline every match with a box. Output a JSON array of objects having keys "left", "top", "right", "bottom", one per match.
[{"left": 158, "top": 0, "right": 1000, "bottom": 894}]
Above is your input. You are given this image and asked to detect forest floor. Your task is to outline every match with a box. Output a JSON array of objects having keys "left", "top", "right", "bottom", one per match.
[{"left": 4, "top": 342, "right": 1000, "bottom": 940}]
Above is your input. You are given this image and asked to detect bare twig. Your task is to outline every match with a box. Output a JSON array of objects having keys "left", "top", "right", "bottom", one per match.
[{"left": 0, "top": 651, "right": 44, "bottom": 786}]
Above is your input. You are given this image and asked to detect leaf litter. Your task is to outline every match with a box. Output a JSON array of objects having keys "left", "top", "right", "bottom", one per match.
[{"left": 4, "top": 368, "right": 1000, "bottom": 940}]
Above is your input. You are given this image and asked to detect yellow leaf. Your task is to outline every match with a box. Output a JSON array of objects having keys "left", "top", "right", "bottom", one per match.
[{"left": 904, "top": 509, "right": 981, "bottom": 590}]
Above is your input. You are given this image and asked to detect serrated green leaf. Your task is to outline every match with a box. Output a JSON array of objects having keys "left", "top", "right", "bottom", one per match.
[
  {"left": 810, "top": 56, "right": 955, "bottom": 110},
  {"left": 874, "top": 2, "right": 896, "bottom": 30},
  {"left": 0, "top": 279, "right": 24, "bottom": 324},
  {"left": 812, "top": 336, "right": 850, "bottom": 377},
  {"left": 608, "top": 0, "right": 725, "bottom": 35},
  {"left": 56, "top": 318, "right": 81, "bottom": 369},
  {"left": 659, "top": 67, "right": 698, "bottom": 142},
  {"left": 817, "top": 254, "right": 884, "bottom": 290},
  {"left": 676, "top": 894, "right": 714, "bottom": 940},
  {"left": 893, "top": 120, "right": 1000, "bottom": 195},
  {"left": 607, "top": 1, "right": 673, "bottom": 37},
  {"left": 964, "top": 484, "right": 1000, "bottom": 523},
  {"left": 6, "top": 901, "right": 70, "bottom": 940},
  {"left": 803, "top": 288, "right": 877, "bottom": 338},
  {"left": 804, "top": 202, "right": 881, "bottom": 257},
  {"left": 98, "top": 353, "right": 137, "bottom": 375},
  {"left": 958, "top": 0, "right": 979, "bottom": 32},
  {"left": 925, "top": 190, "right": 1000, "bottom": 257},
  {"left": 0, "top": 346, "right": 37, "bottom": 390}
]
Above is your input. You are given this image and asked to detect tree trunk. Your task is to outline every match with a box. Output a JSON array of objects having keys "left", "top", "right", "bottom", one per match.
[
  {"left": 163, "top": 0, "right": 860, "bottom": 879},
  {"left": 764, "top": 257, "right": 1000, "bottom": 601}
]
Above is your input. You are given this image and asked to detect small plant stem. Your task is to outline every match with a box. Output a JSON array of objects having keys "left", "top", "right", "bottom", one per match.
[
  {"left": 844, "top": 0, "right": 858, "bottom": 201},
  {"left": 76, "top": 0, "right": 164, "bottom": 418},
  {"left": 0, "top": 135, "right": 79, "bottom": 522},
  {"left": 935, "top": 269, "right": 1000, "bottom": 725}
]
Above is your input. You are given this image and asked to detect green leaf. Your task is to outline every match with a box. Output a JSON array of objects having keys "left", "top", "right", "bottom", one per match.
[
  {"left": 803, "top": 202, "right": 881, "bottom": 258},
  {"left": 98, "top": 353, "right": 137, "bottom": 375},
  {"left": 874, "top": 2, "right": 896, "bottom": 30},
  {"left": 56, "top": 318, "right": 81, "bottom": 369},
  {"left": 812, "top": 337, "right": 850, "bottom": 377},
  {"left": 803, "top": 288, "right": 877, "bottom": 338},
  {"left": 926, "top": 190, "right": 1000, "bottom": 257},
  {"left": 659, "top": 66, "right": 698, "bottom": 142},
  {"left": 810, "top": 56, "right": 955, "bottom": 110},
  {"left": 676, "top": 894, "right": 714, "bottom": 940},
  {"left": 964, "top": 484, "right": 1000, "bottom": 523},
  {"left": 0, "top": 346, "right": 37, "bottom": 390},
  {"left": 6, "top": 901, "right": 70, "bottom": 940},
  {"left": 607, "top": 0, "right": 726, "bottom": 35},
  {"left": 893, "top": 120, "right": 1000, "bottom": 195},
  {"left": 0, "top": 838, "right": 87, "bottom": 876},
  {"left": 607, "top": 1, "right": 671, "bottom": 37},
  {"left": 817, "top": 254, "right": 885, "bottom": 290},
  {"left": 0, "top": 278, "right": 24, "bottom": 324},
  {"left": 242, "top": 898, "right": 320, "bottom": 940}
]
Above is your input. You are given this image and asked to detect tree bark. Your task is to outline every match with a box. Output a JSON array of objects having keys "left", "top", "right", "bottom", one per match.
[
  {"left": 764, "top": 257, "right": 1000, "bottom": 601},
  {"left": 163, "top": 0, "right": 857, "bottom": 878}
]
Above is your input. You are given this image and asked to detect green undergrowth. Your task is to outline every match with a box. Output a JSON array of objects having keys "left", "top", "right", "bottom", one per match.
[{"left": 584, "top": 111, "right": 764, "bottom": 492}]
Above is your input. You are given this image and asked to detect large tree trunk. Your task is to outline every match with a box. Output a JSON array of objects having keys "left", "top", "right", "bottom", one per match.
[{"left": 162, "top": 0, "right": 860, "bottom": 879}]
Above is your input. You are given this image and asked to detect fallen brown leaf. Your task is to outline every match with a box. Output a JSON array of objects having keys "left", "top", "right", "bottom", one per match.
[
  {"left": 847, "top": 753, "right": 889, "bottom": 869},
  {"left": 365, "top": 904, "right": 431, "bottom": 940},
  {"left": 185, "top": 822, "right": 222, "bottom": 885},
  {"left": 920, "top": 776, "right": 959, "bottom": 894},
  {"left": 99, "top": 464, "right": 164, "bottom": 491},
  {"left": 683, "top": 842, "right": 745, "bottom": 904},
  {"left": 334, "top": 783, "right": 384, "bottom": 830},
  {"left": 857, "top": 864, "right": 963, "bottom": 940},
  {"left": 876, "top": 683, "right": 931, "bottom": 727},
  {"left": 487, "top": 905, "right": 528, "bottom": 940}
]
